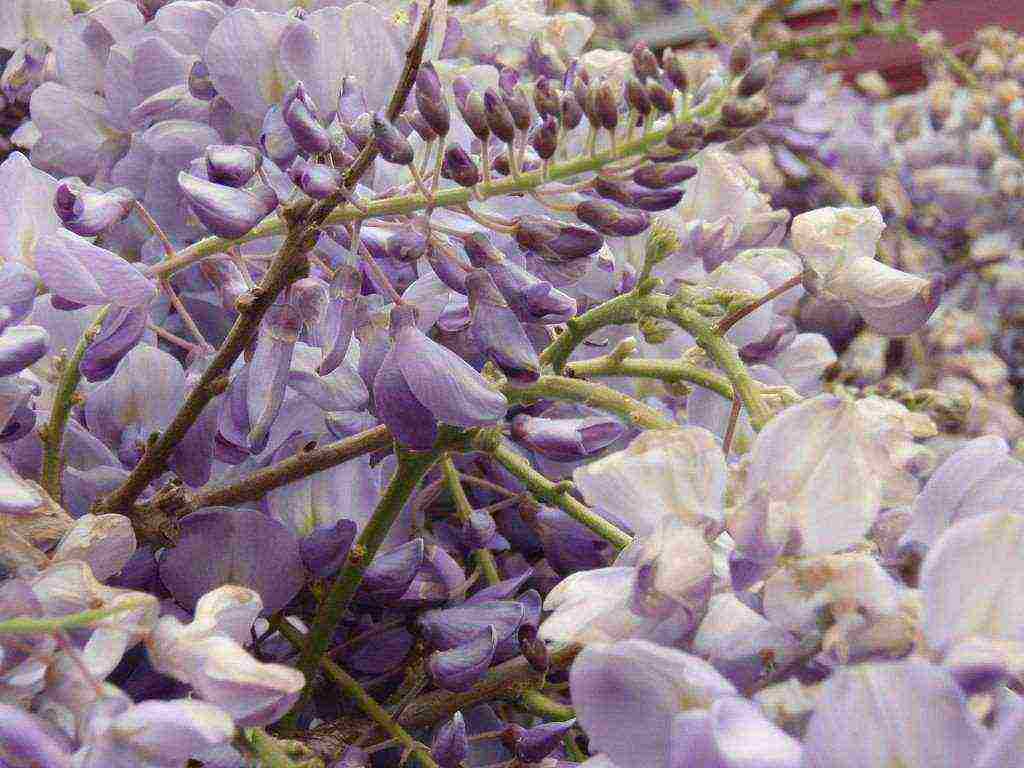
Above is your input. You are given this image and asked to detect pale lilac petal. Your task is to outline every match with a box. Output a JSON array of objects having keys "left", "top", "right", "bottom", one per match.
[
  {"left": 830, "top": 257, "right": 942, "bottom": 336},
  {"left": 0, "top": 151, "right": 61, "bottom": 270},
  {"left": 802, "top": 660, "right": 984, "bottom": 768},
  {"left": 35, "top": 230, "right": 155, "bottom": 307},
  {"left": 920, "top": 511, "right": 1024, "bottom": 652}
]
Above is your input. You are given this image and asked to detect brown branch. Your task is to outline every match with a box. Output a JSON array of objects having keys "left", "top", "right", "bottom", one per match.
[{"left": 94, "top": 1, "right": 436, "bottom": 543}]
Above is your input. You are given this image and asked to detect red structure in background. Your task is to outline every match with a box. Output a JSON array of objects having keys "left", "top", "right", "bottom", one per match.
[{"left": 787, "top": 0, "right": 1024, "bottom": 93}]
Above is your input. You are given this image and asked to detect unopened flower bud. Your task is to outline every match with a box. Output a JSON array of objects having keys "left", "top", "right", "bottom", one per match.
[
  {"left": 511, "top": 413, "right": 624, "bottom": 461},
  {"left": 282, "top": 82, "right": 331, "bottom": 154},
  {"left": 632, "top": 41, "right": 660, "bottom": 82},
  {"left": 460, "top": 90, "right": 490, "bottom": 140},
  {"left": 626, "top": 76, "right": 652, "bottom": 116},
  {"left": 406, "top": 110, "right": 437, "bottom": 143},
  {"left": 178, "top": 173, "right": 278, "bottom": 239},
  {"left": 357, "top": 539, "right": 425, "bottom": 603},
  {"left": 561, "top": 91, "right": 583, "bottom": 130},
  {"left": 633, "top": 162, "right": 697, "bottom": 189},
  {"left": 576, "top": 199, "right": 650, "bottom": 237},
  {"left": 54, "top": 179, "right": 134, "bottom": 237},
  {"left": 428, "top": 627, "right": 498, "bottom": 691},
  {"left": 512, "top": 719, "right": 577, "bottom": 763},
  {"left": 666, "top": 120, "right": 705, "bottom": 151},
  {"left": 288, "top": 156, "right": 341, "bottom": 199},
  {"left": 415, "top": 61, "right": 450, "bottom": 136},
  {"left": 463, "top": 511, "right": 497, "bottom": 550},
  {"left": 646, "top": 80, "right": 675, "bottom": 114},
  {"left": 466, "top": 268, "right": 540, "bottom": 383},
  {"left": 534, "top": 77, "right": 561, "bottom": 118},
  {"left": 514, "top": 215, "right": 604, "bottom": 258},
  {"left": 528, "top": 38, "right": 567, "bottom": 79},
  {"left": 371, "top": 112, "right": 414, "bottom": 165},
  {"left": 499, "top": 67, "right": 519, "bottom": 97},
  {"left": 594, "top": 177, "right": 684, "bottom": 211},
  {"left": 343, "top": 111, "right": 373, "bottom": 150},
  {"left": 737, "top": 54, "right": 778, "bottom": 97},
  {"left": 531, "top": 115, "right": 559, "bottom": 160},
  {"left": 505, "top": 85, "right": 534, "bottom": 131},
  {"left": 662, "top": 49, "right": 689, "bottom": 92},
  {"left": 484, "top": 88, "right": 516, "bottom": 143},
  {"left": 432, "top": 712, "right": 468, "bottom": 768},
  {"left": 443, "top": 143, "right": 480, "bottom": 187},
  {"left": 729, "top": 34, "right": 754, "bottom": 75},
  {"left": 204, "top": 144, "right": 260, "bottom": 188},
  {"left": 386, "top": 230, "right": 428, "bottom": 263},
  {"left": 261, "top": 105, "right": 299, "bottom": 167},
  {"left": 720, "top": 96, "right": 770, "bottom": 128}
]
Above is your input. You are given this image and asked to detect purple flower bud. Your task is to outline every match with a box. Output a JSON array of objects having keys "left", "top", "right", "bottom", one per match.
[
  {"left": 178, "top": 173, "right": 278, "bottom": 239},
  {"left": 484, "top": 88, "right": 516, "bottom": 144},
  {"left": 415, "top": 62, "right": 450, "bottom": 136},
  {"left": 247, "top": 304, "right": 301, "bottom": 453},
  {"left": 528, "top": 39, "right": 567, "bottom": 79},
  {"left": 373, "top": 304, "right": 507, "bottom": 449},
  {"left": 511, "top": 719, "right": 577, "bottom": 763},
  {"left": 344, "top": 112, "right": 373, "bottom": 150},
  {"left": 205, "top": 144, "right": 260, "bottom": 188},
  {"left": 491, "top": 151, "right": 542, "bottom": 177},
  {"left": 371, "top": 112, "right": 414, "bottom": 165},
  {"left": 505, "top": 85, "right": 534, "bottom": 132},
  {"left": 498, "top": 67, "right": 519, "bottom": 97},
  {"left": 561, "top": 92, "right": 583, "bottom": 130},
  {"left": 576, "top": 199, "right": 651, "bottom": 237},
  {"left": 738, "top": 54, "right": 778, "bottom": 97},
  {"left": 301, "top": 519, "right": 357, "bottom": 578},
  {"left": 53, "top": 179, "right": 134, "bottom": 237},
  {"left": 80, "top": 305, "right": 147, "bottom": 382},
  {"left": 531, "top": 115, "right": 559, "bottom": 160},
  {"left": 633, "top": 162, "right": 697, "bottom": 189},
  {"left": 534, "top": 77, "right": 561, "bottom": 118},
  {"left": 594, "top": 82, "right": 620, "bottom": 130},
  {"left": 0, "top": 325, "right": 47, "bottom": 378},
  {"left": 261, "top": 105, "right": 300, "bottom": 167},
  {"left": 720, "top": 96, "right": 770, "bottom": 128},
  {"left": 420, "top": 600, "right": 526, "bottom": 650},
  {"left": 188, "top": 60, "right": 217, "bottom": 101},
  {"left": 427, "top": 239, "right": 470, "bottom": 294},
  {"left": 510, "top": 413, "right": 624, "bottom": 461},
  {"left": 666, "top": 120, "right": 706, "bottom": 151},
  {"left": 646, "top": 80, "right": 675, "bottom": 114},
  {"left": 514, "top": 215, "right": 604, "bottom": 259},
  {"left": 466, "top": 268, "right": 540, "bottom": 383},
  {"left": 626, "top": 76, "right": 652, "bottom": 115},
  {"left": 406, "top": 111, "right": 438, "bottom": 143},
  {"left": 463, "top": 511, "right": 498, "bottom": 551},
  {"left": 428, "top": 626, "right": 497, "bottom": 692},
  {"left": 357, "top": 538, "right": 425, "bottom": 604},
  {"left": 386, "top": 230, "right": 429, "bottom": 263},
  {"left": 595, "top": 177, "right": 685, "bottom": 212},
  {"left": 338, "top": 76, "right": 368, "bottom": 127},
  {"left": 442, "top": 143, "right": 481, "bottom": 187},
  {"left": 662, "top": 49, "right": 689, "bottom": 92},
  {"left": 432, "top": 712, "right": 468, "bottom": 768},
  {"left": 283, "top": 82, "right": 332, "bottom": 155},
  {"left": 632, "top": 41, "right": 660, "bottom": 82},
  {"left": 459, "top": 90, "right": 490, "bottom": 141},
  {"left": 290, "top": 276, "right": 329, "bottom": 330},
  {"left": 288, "top": 156, "right": 342, "bottom": 199}
]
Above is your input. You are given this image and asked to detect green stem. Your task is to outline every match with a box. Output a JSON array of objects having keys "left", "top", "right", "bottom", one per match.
[
  {"left": 504, "top": 374, "right": 675, "bottom": 431},
  {"left": 765, "top": 18, "right": 911, "bottom": 58},
  {"left": 287, "top": 445, "right": 442, "bottom": 728},
  {"left": 147, "top": 92, "right": 734, "bottom": 281},
  {"left": 539, "top": 290, "right": 647, "bottom": 374},
  {"left": 440, "top": 455, "right": 501, "bottom": 585},
  {"left": 40, "top": 304, "right": 111, "bottom": 503},
  {"left": 518, "top": 690, "right": 575, "bottom": 721},
  {"left": 565, "top": 356, "right": 734, "bottom": 401},
  {"left": 0, "top": 597, "right": 151, "bottom": 635},
  {"left": 276, "top": 621, "right": 438, "bottom": 768},
  {"left": 243, "top": 728, "right": 307, "bottom": 768},
  {"left": 474, "top": 430, "right": 632, "bottom": 550}
]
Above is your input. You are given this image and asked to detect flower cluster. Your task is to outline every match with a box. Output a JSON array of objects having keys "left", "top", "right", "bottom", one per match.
[{"left": 0, "top": 1, "right": 1020, "bottom": 768}]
